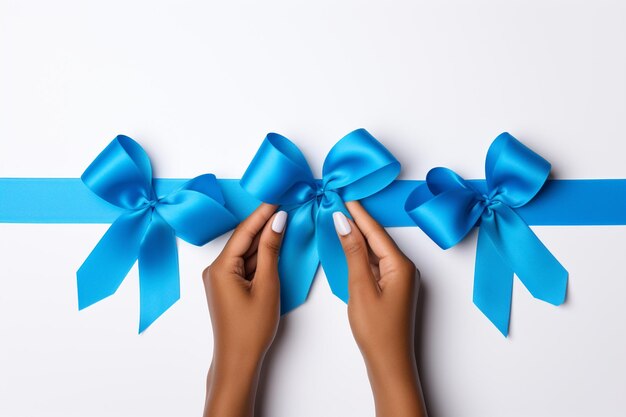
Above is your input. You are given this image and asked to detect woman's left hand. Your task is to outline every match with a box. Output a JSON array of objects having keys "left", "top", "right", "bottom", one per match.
[{"left": 203, "top": 203, "right": 287, "bottom": 417}]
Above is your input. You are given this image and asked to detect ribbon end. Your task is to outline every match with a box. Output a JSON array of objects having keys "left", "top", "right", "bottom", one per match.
[
  {"left": 522, "top": 266, "right": 568, "bottom": 306},
  {"left": 280, "top": 299, "right": 301, "bottom": 315},
  {"left": 138, "top": 321, "right": 150, "bottom": 334},
  {"left": 138, "top": 296, "right": 178, "bottom": 334},
  {"left": 76, "top": 270, "right": 119, "bottom": 311},
  {"left": 138, "top": 317, "right": 153, "bottom": 334},
  {"left": 331, "top": 285, "right": 349, "bottom": 305},
  {"left": 495, "top": 320, "right": 510, "bottom": 337},
  {"left": 532, "top": 270, "right": 568, "bottom": 306},
  {"left": 77, "top": 296, "right": 95, "bottom": 311},
  {"left": 474, "top": 297, "right": 511, "bottom": 337}
]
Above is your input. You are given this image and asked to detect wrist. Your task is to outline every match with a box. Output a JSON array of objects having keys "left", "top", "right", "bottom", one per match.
[
  {"left": 211, "top": 348, "right": 264, "bottom": 382},
  {"left": 361, "top": 343, "right": 415, "bottom": 375},
  {"left": 363, "top": 350, "right": 426, "bottom": 417},
  {"left": 205, "top": 354, "right": 263, "bottom": 417},
  {"left": 364, "top": 348, "right": 417, "bottom": 385}
]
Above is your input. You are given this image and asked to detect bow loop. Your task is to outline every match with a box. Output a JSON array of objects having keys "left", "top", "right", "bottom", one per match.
[
  {"left": 81, "top": 135, "right": 154, "bottom": 209},
  {"left": 406, "top": 167, "right": 487, "bottom": 249},
  {"left": 485, "top": 132, "right": 551, "bottom": 207},
  {"left": 241, "top": 129, "right": 400, "bottom": 312},
  {"left": 405, "top": 182, "right": 485, "bottom": 250},
  {"left": 425, "top": 167, "right": 475, "bottom": 195},
  {"left": 240, "top": 133, "right": 316, "bottom": 205},
  {"left": 322, "top": 129, "right": 400, "bottom": 201},
  {"left": 78, "top": 136, "right": 238, "bottom": 332},
  {"left": 156, "top": 174, "right": 237, "bottom": 246}
]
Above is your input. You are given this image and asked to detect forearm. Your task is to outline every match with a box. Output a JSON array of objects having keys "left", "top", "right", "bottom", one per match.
[
  {"left": 204, "top": 355, "right": 263, "bottom": 417},
  {"left": 365, "top": 351, "right": 427, "bottom": 417}
]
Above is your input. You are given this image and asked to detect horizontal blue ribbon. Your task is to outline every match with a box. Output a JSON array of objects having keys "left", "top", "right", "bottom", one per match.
[{"left": 3, "top": 178, "right": 626, "bottom": 226}]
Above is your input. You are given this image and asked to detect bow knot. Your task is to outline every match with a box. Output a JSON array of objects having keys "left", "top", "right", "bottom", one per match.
[
  {"left": 480, "top": 192, "right": 503, "bottom": 214},
  {"left": 77, "top": 135, "right": 238, "bottom": 332},
  {"left": 315, "top": 183, "right": 327, "bottom": 198},
  {"left": 241, "top": 129, "right": 400, "bottom": 312},
  {"left": 145, "top": 199, "right": 159, "bottom": 209},
  {"left": 406, "top": 132, "right": 568, "bottom": 336}
]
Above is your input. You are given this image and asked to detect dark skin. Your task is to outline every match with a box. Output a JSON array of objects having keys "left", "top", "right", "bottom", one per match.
[{"left": 202, "top": 201, "right": 426, "bottom": 417}]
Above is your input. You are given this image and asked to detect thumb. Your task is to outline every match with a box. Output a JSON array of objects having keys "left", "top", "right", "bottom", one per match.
[
  {"left": 333, "top": 211, "right": 378, "bottom": 297},
  {"left": 254, "top": 210, "right": 287, "bottom": 288}
]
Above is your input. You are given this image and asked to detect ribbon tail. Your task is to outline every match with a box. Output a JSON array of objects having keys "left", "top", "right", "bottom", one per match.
[
  {"left": 278, "top": 202, "right": 319, "bottom": 314},
  {"left": 77, "top": 210, "right": 150, "bottom": 310},
  {"left": 473, "top": 224, "right": 515, "bottom": 336},
  {"left": 316, "top": 194, "right": 350, "bottom": 302},
  {"left": 487, "top": 205, "right": 568, "bottom": 305},
  {"left": 137, "top": 213, "right": 180, "bottom": 333}
]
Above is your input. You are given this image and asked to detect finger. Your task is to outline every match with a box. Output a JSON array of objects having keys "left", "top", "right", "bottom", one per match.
[
  {"left": 332, "top": 211, "right": 379, "bottom": 297},
  {"left": 244, "top": 252, "right": 258, "bottom": 280},
  {"left": 243, "top": 232, "right": 261, "bottom": 259},
  {"left": 222, "top": 203, "right": 278, "bottom": 257},
  {"left": 345, "top": 201, "right": 404, "bottom": 260},
  {"left": 254, "top": 210, "right": 288, "bottom": 290}
]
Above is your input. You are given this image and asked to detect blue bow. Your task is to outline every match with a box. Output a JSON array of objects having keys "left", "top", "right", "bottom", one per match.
[
  {"left": 405, "top": 132, "right": 568, "bottom": 336},
  {"left": 77, "top": 135, "right": 238, "bottom": 332},
  {"left": 241, "top": 129, "right": 400, "bottom": 312}
]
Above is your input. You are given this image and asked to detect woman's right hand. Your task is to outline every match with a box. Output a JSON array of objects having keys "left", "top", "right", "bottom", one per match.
[{"left": 333, "top": 201, "right": 427, "bottom": 417}]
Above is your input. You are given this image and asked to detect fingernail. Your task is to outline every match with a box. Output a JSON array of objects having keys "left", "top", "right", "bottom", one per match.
[
  {"left": 271, "top": 210, "right": 288, "bottom": 233},
  {"left": 333, "top": 211, "right": 351, "bottom": 236}
]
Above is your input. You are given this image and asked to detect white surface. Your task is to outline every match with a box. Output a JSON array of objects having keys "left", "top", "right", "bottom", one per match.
[{"left": 1, "top": 1, "right": 625, "bottom": 416}]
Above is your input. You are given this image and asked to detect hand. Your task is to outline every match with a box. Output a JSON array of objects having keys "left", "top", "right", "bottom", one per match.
[
  {"left": 334, "top": 201, "right": 427, "bottom": 417},
  {"left": 202, "top": 203, "right": 287, "bottom": 417}
]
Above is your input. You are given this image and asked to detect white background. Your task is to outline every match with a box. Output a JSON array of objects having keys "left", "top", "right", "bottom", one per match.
[{"left": 1, "top": 1, "right": 625, "bottom": 416}]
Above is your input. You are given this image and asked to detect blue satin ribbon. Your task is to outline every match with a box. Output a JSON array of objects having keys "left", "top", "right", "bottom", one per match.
[
  {"left": 240, "top": 128, "right": 400, "bottom": 312},
  {"left": 405, "top": 132, "right": 568, "bottom": 336},
  {"left": 76, "top": 135, "right": 238, "bottom": 332},
  {"left": 3, "top": 135, "right": 626, "bottom": 334},
  {"left": 3, "top": 178, "right": 626, "bottom": 226}
]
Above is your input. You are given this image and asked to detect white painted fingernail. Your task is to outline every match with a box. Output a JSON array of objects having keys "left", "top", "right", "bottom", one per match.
[
  {"left": 333, "top": 211, "right": 351, "bottom": 236},
  {"left": 271, "top": 211, "right": 288, "bottom": 233}
]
